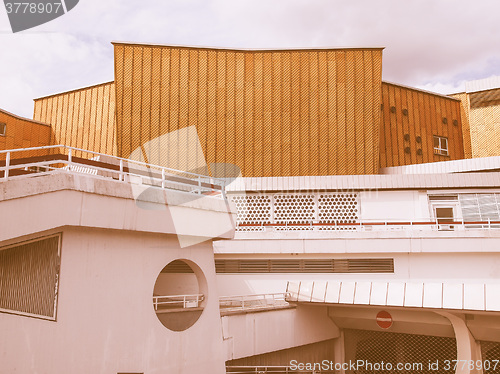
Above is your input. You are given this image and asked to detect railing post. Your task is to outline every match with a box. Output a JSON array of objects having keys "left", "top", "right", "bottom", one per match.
[
  {"left": 161, "top": 168, "right": 165, "bottom": 189},
  {"left": 4, "top": 151, "right": 10, "bottom": 179},
  {"left": 67, "top": 148, "right": 72, "bottom": 169},
  {"left": 119, "top": 159, "right": 123, "bottom": 181},
  {"left": 221, "top": 180, "right": 226, "bottom": 199},
  {"left": 197, "top": 176, "right": 201, "bottom": 194},
  {"left": 297, "top": 281, "right": 301, "bottom": 302}
]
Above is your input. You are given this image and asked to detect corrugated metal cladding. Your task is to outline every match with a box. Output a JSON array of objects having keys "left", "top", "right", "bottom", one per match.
[
  {"left": 0, "top": 109, "right": 52, "bottom": 159},
  {"left": 33, "top": 82, "right": 117, "bottom": 156},
  {"left": 113, "top": 43, "right": 383, "bottom": 177},
  {"left": 0, "top": 235, "right": 60, "bottom": 320},
  {"left": 380, "top": 82, "right": 466, "bottom": 168},
  {"left": 453, "top": 88, "right": 500, "bottom": 159}
]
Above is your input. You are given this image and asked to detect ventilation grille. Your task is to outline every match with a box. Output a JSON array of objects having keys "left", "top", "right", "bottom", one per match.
[
  {"left": 0, "top": 235, "right": 60, "bottom": 319},
  {"left": 344, "top": 329, "right": 457, "bottom": 374},
  {"left": 161, "top": 260, "right": 194, "bottom": 273},
  {"left": 215, "top": 258, "right": 394, "bottom": 274}
]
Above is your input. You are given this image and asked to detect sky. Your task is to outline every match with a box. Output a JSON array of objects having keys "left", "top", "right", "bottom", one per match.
[{"left": 0, "top": 0, "right": 499, "bottom": 119}]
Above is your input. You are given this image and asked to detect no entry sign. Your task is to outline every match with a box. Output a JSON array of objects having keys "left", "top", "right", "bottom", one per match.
[{"left": 376, "top": 311, "right": 393, "bottom": 329}]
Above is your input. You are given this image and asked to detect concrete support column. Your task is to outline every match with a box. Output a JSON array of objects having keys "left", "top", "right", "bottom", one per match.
[
  {"left": 332, "top": 330, "right": 346, "bottom": 374},
  {"left": 436, "top": 311, "right": 483, "bottom": 374}
]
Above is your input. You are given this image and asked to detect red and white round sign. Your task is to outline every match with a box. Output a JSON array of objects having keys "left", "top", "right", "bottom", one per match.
[{"left": 376, "top": 311, "right": 393, "bottom": 329}]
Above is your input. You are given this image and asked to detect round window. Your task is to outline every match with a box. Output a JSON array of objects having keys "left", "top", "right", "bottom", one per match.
[{"left": 152, "top": 259, "right": 207, "bottom": 331}]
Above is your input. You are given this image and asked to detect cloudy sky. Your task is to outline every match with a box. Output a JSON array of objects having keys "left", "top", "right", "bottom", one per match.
[{"left": 1, "top": 0, "right": 499, "bottom": 118}]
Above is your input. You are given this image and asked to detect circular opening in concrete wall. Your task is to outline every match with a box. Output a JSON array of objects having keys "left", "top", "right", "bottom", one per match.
[{"left": 152, "top": 259, "right": 208, "bottom": 332}]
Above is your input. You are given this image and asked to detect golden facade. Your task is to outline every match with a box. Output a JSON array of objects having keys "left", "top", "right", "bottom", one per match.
[
  {"left": 452, "top": 88, "right": 500, "bottom": 158},
  {"left": 32, "top": 42, "right": 471, "bottom": 176},
  {"left": 113, "top": 43, "right": 383, "bottom": 176},
  {"left": 381, "top": 82, "right": 466, "bottom": 168},
  {"left": 34, "top": 81, "right": 117, "bottom": 156},
  {"left": 0, "top": 108, "right": 52, "bottom": 159}
]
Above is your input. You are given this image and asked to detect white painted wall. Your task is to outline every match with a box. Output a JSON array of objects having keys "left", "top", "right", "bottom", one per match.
[
  {"left": 359, "top": 190, "right": 429, "bottom": 221},
  {"left": 0, "top": 227, "right": 226, "bottom": 374}
]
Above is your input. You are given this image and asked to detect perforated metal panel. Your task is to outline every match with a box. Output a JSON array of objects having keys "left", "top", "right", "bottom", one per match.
[
  {"left": 231, "top": 195, "right": 272, "bottom": 231},
  {"left": 318, "top": 193, "right": 359, "bottom": 226},
  {"left": 230, "top": 192, "right": 359, "bottom": 231},
  {"left": 344, "top": 329, "right": 456, "bottom": 374},
  {"left": 274, "top": 194, "right": 315, "bottom": 223}
]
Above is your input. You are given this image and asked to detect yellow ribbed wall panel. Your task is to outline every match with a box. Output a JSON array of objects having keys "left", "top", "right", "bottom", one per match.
[
  {"left": 112, "top": 43, "right": 383, "bottom": 176},
  {"left": 381, "top": 82, "right": 465, "bottom": 166},
  {"left": 33, "top": 81, "right": 117, "bottom": 157}
]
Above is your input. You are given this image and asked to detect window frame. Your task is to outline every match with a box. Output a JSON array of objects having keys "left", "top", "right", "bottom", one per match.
[
  {"left": 0, "top": 122, "right": 6, "bottom": 136},
  {"left": 433, "top": 135, "right": 449, "bottom": 156}
]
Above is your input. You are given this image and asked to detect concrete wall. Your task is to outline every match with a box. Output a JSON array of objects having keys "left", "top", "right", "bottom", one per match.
[
  {"left": 222, "top": 305, "right": 339, "bottom": 361},
  {"left": 0, "top": 227, "right": 226, "bottom": 374},
  {"left": 155, "top": 273, "right": 199, "bottom": 296}
]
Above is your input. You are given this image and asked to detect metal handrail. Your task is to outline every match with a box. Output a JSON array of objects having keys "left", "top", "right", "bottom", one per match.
[
  {"left": 0, "top": 145, "right": 226, "bottom": 198},
  {"left": 152, "top": 294, "right": 204, "bottom": 310},
  {"left": 0, "top": 145, "right": 224, "bottom": 181},
  {"left": 219, "top": 293, "right": 290, "bottom": 311},
  {"left": 236, "top": 219, "right": 500, "bottom": 231}
]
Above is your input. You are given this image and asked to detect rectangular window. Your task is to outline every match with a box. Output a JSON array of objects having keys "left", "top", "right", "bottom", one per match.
[
  {"left": 0, "top": 234, "right": 61, "bottom": 320},
  {"left": 0, "top": 122, "right": 6, "bottom": 136},
  {"left": 433, "top": 135, "right": 448, "bottom": 156}
]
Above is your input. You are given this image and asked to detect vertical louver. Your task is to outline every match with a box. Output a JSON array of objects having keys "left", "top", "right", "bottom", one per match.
[{"left": 0, "top": 235, "right": 61, "bottom": 320}]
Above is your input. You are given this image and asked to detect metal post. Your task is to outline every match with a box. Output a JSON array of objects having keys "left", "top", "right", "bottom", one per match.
[
  {"left": 161, "top": 168, "right": 165, "bottom": 188},
  {"left": 197, "top": 176, "right": 201, "bottom": 194},
  {"left": 4, "top": 151, "right": 10, "bottom": 179},
  {"left": 119, "top": 159, "right": 123, "bottom": 181},
  {"left": 67, "top": 148, "right": 72, "bottom": 169},
  {"left": 221, "top": 180, "right": 226, "bottom": 199}
]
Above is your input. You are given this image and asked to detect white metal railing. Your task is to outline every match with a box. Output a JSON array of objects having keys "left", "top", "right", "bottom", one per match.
[
  {"left": 226, "top": 366, "right": 336, "bottom": 373},
  {"left": 0, "top": 145, "right": 226, "bottom": 198},
  {"left": 153, "top": 294, "right": 204, "bottom": 310},
  {"left": 236, "top": 218, "right": 500, "bottom": 232},
  {"left": 219, "top": 293, "right": 291, "bottom": 312}
]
